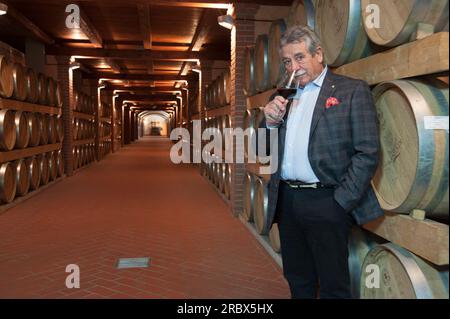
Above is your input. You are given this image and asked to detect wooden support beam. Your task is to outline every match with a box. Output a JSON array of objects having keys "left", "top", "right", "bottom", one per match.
[
  {"left": 107, "top": 85, "right": 180, "bottom": 92},
  {"left": 46, "top": 47, "right": 229, "bottom": 61},
  {"left": 79, "top": 5, "right": 103, "bottom": 48},
  {"left": 334, "top": 32, "right": 449, "bottom": 86},
  {"left": 179, "top": 8, "right": 218, "bottom": 76},
  {"left": 137, "top": 3, "right": 152, "bottom": 49},
  {"left": 118, "top": 92, "right": 179, "bottom": 98},
  {"left": 105, "top": 58, "right": 122, "bottom": 74},
  {"left": 363, "top": 213, "right": 449, "bottom": 266},
  {"left": 84, "top": 72, "right": 195, "bottom": 81},
  {"left": 122, "top": 100, "right": 178, "bottom": 104},
  {"left": 4, "top": 2, "right": 54, "bottom": 45}
]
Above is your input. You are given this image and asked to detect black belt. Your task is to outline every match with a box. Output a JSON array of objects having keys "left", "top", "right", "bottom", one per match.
[{"left": 282, "top": 180, "right": 335, "bottom": 189}]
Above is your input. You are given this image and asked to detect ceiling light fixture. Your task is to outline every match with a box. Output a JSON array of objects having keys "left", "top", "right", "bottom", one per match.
[
  {"left": 217, "top": 14, "right": 234, "bottom": 30},
  {"left": 0, "top": 3, "right": 8, "bottom": 15}
]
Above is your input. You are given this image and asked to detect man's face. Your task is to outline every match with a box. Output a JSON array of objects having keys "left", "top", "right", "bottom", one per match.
[{"left": 281, "top": 41, "right": 324, "bottom": 88}]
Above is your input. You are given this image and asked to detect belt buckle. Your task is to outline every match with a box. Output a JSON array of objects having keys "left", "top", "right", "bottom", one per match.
[{"left": 300, "top": 183, "right": 318, "bottom": 189}]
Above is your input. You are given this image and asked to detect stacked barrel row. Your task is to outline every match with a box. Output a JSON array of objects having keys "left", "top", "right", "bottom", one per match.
[
  {"left": 205, "top": 69, "right": 231, "bottom": 109},
  {"left": 244, "top": 0, "right": 449, "bottom": 96},
  {"left": 114, "top": 103, "right": 122, "bottom": 149},
  {"left": 99, "top": 122, "right": 111, "bottom": 140},
  {"left": 100, "top": 102, "right": 112, "bottom": 118},
  {"left": 72, "top": 118, "right": 95, "bottom": 141},
  {"left": 73, "top": 90, "right": 96, "bottom": 115},
  {"left": 199, "top": 115, "right": 231, "bottom": 200},
  {"left": 72, "top": 144, "right": 95, "bottom": 170},
  {"left": 0, "top": 151, "right": 64, "bottom": 204},
  {"left": 1, "top": 110, "right": 63, "bottom": 151},
  {"left": 99, "top": 102, "right": 112, "bottom": 159},
  {"left": 0, "top": 56, "right": 62, "bottom": 107},
  {"left": 72, "top": 89, "right": 96, "bottom": 171},
  {"left": 99, "top": 141, "right": 111, "bottom": 160}
]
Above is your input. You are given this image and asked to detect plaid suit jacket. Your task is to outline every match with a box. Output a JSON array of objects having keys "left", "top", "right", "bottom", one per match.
[{"left": 262, "top": 70, "right": 384, "bottom": 225}]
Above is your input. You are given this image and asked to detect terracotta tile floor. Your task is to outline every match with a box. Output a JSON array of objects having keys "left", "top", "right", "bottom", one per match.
[{"left": 0, "top": 137, "right": 289, "bottom": 299}]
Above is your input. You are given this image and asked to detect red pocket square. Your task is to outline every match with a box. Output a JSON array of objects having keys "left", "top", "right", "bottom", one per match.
[{"left": 325, "top": 97, "right": 340, "bottom": 109}]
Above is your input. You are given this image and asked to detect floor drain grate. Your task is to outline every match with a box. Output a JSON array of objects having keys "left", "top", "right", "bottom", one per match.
[{"left": 116, "top": 257, "right": 151, "bottom": 269}]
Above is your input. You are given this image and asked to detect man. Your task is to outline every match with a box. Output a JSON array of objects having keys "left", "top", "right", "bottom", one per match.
[{"left": 262, "top": 26, "right": 383, "bottom": 299}]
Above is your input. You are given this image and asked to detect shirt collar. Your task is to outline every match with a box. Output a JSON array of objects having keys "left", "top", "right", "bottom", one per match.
[
  {"left": 294, "top": 65, "right": 328, "bottom": 97},
  {"left": 312, "top": 65, "right": 328, "bottom": 88}
]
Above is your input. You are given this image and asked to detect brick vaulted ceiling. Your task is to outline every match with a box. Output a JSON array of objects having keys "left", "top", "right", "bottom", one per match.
[{"left": 0, "top": 0, "right": 293, "bottom": 104}]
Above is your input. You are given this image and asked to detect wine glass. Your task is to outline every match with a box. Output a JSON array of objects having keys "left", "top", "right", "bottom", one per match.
[{"left": 276, "top": 69, "right": 298, "bottom": 99}]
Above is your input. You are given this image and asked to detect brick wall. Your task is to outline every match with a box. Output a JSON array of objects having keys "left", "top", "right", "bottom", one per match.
[
  {"left": 56, "top": 56, "right": 74, "bottom": 177},
  {"left": 230, "top": 3, "right": 258, "bottom": 216}
]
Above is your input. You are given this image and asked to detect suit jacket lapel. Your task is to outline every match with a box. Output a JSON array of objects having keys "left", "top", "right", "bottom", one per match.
[{"left": 309, "top": 71, "right": 337, "bottom": 140}]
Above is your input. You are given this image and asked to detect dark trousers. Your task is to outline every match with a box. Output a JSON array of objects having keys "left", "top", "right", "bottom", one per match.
[{"left": 277, "top": 182, "right": 355, "bottom": 299}]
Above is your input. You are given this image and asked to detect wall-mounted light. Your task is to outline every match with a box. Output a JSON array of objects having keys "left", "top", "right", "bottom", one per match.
[
  {"left": 218, "top": 14, "right": 234, "bottom": 30},
  {"left": 0, "top": 3, "right": 8, "bottom": 16},
  {"left": 191, "top": 65, "right": 201, "bottom": 73},
  {"left": 69, "top": 62, "right": 81, "bottom": 70}
]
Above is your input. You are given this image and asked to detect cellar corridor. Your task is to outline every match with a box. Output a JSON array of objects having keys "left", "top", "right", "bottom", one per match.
[{"left": 0, "top": 137, "right": 289, "bottom": 298}]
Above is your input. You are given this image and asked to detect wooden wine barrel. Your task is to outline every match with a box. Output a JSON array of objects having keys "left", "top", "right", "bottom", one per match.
[
  {"left": 224, "top": 69, "right": 231, "bottom": 105},
  {"left": 14, "top": 110, "right": 30, "bottom": 149},
  {"left": 80, "top": 120, "right": 86, "bottom": 140},
  {"left": 27, "top": 112, "right": 41, "bottom": 147},
  {"left": 72, "top": 118, "right": 78, "bottom": 141},
  {"left": 242, "top": 171, "right": 255, "bottom": 222},
  {"left": 268, "top": 223, "right": 281, "bottom": 253},
  {"left": 217, "top": 162, "right": 224, "bottom": 192},
  {"left": 39, "top": 113, "right": 49, "bottom": 145},
  {"left": 56, "top": 115, "right": 64, "bottom": 142},
  {"left": 26, "top": 156, "right": 40, "bottom": 191},
  {"left": 243, "top": 109, "right": 253, "bottom": 160},
  {"left": 254, "top": 34, "right": 270, "bottom": 93},
  {"left": 253, "top": 175, "right": 270, "bottom": 235},
  {"left": 46, "top": 77, "right": 56, "bottom": 107},
  {"left": 38, "top": 153, "right": 50, "bottom": 186},
  {"left": 223, "top": 163, "right": 231, "bottom": 200},
  {"left": 73, "top": 147, "right": 79, "bottom": 170},
  {"left": 361, "top": 0, "right": 449, "bottom": 47},
  {"left": 25, "top": 68, "right": 39, "bottom": 103},
  {"left": 286, "top": 0, "right": 315, "bottom": 30},
  {"left": 360, "top": 243, "right": 449, "bottom": 299},
  {"left": 13, "top": 159, "right": 30, "bottom": 197},
  {"left": 74, "top": 91, "right": 80, "bottom": 111},
  {"left": 0, "top": 55, "right": 14, "bottom": 98},
  {"left": 244, "top": 47, "right": 256, "bottom": 96},
  {"left": 249, "top": 107, "right": 266, "bottom": 163},
  {"left": 12, "top": 63, "right": 27, "bottom": 101},
  {"left": 55, "top": 81, "right": 63, "bottom": 107},
  {"left": 268, "top": 19, "right": 287, "bottom": 89},
  {"left": 0, "top": 109, "right": 17, "bottom": 151},
  {"left": 55, "top": 150, "right": 64, "bottom": 177},
  {"left": 48, "top": 114, "right": 58, "bottom": 144},
  {"left": 0, "top": 162, "right": 17, "bottom": 203},
  {"left": 315, "top": 0, "right": 372, "bottom": 67},
  {"left": 48, "top": 152, "right": 58, "bottom": 181},
  {"left": 211, "top": 79, "right": 219, "bottom": 108},
  {"left": 371, "top": 79, "right": 449, "bottom": 218},
  {"left": 205, "top": 85, "right": 211, "bottom": 107},
  {"left": 348, "top": 227, "right": 385, "bottom": 298},
  {"left": 217, "top": 73, "right": 226, "bottom": 107},
  {"left": 221, "top": 114, "right": 231, "bottom": 151},
  {"left": 37, "top": 73, "right": 47, "bottom": 105}
]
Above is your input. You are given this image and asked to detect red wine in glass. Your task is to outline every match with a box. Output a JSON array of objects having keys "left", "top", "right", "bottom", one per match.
[{"left": 277, "top": 87, "right": 297, "bottom": 99}]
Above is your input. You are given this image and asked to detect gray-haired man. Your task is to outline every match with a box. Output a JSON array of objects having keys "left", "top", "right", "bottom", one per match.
[{"left": 262, "top": 26, "right": 383, "bottom": 298}]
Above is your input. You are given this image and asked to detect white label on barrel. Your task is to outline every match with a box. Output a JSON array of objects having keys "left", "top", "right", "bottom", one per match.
[{"left": 424, "top": 116, "right": 449, "bottom": 130}]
